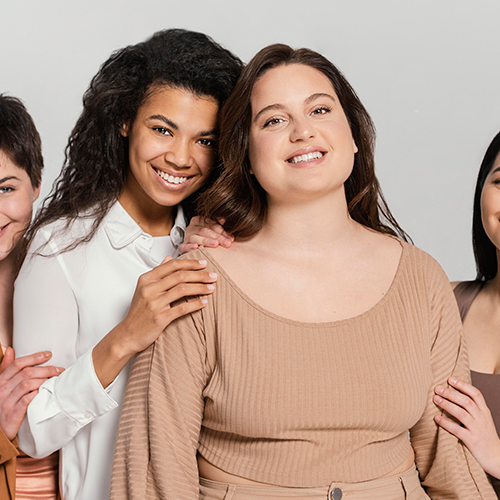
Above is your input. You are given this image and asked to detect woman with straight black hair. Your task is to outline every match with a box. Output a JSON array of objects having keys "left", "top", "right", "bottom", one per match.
[
  {"left": 433, "top": 131, "right": 500, "bottom": 497},
  {"left": 13, "top": 29, "right": 242, "bottom": 500},
  {"left": 113, "top": 44, "right": 495, "bottom": 499}
]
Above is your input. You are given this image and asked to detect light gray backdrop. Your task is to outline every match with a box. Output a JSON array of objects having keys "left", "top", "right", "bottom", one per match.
[{"left": 2, "top": 0, "right": 500, "bottom": 280}]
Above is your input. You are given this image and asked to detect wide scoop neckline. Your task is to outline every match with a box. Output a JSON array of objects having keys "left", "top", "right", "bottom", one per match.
[{"left": 197, "top": 240, "right": 408, "bottom": 328}]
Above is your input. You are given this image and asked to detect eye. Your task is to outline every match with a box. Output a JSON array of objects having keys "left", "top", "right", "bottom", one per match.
[
  {"left": 153, "top": 126, "right": 172, "bottom": 136},
  {"left": 0, "top": 186, "right": 14, "bottom": 194},
  {"left": 198, "top": 138, "right": 217, "bottom": 148},
  {"left": 263, "top": 117, "right": 284, "bottom": 128},
  {"left": 311, "top": 106, "right": 331, "bottom": 116}
]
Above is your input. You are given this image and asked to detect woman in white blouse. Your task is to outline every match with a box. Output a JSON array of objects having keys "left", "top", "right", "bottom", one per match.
[{"left": 13, "top": 29, "right": 242, "bottom": 500}]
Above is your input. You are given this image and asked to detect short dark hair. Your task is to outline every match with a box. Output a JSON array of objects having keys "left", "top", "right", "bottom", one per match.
[
  {"left": 198, "top": 44, "right": 408, "bottom": 241},
  {"left": 0, "top": 94, "right": 43, "bottom": 187},
  {"left": 28, "top": 29, "right": 243, "bottom": 251},
  {"left": 472, "top": 131, "right": 500, "bottom": 281}
]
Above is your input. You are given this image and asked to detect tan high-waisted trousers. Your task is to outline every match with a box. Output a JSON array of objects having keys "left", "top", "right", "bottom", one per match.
[{"left": 199, "top": 465, "right": 430, "bottom": 500}]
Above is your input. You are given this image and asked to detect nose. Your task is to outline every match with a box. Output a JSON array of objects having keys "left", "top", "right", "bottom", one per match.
[
  {"left": 163, "top": 138, "right": 194, "bottom": 169},
  {"left": 289, "top": 116, "right": 315, "bottom": 142}
]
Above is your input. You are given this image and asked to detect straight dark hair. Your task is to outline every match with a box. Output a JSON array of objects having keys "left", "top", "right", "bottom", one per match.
[
  {"left": 26, "top": 29, "right": 242, "bottom": 253},
  {"left": 473, "top": 131, "right": 500, "bottom": 281},
  {"left": 198, "top": 44, "right": 409, "bottom": 241}
]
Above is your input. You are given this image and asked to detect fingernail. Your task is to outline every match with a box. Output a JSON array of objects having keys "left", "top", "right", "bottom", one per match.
[
  {"left": 209, "top": 273, "right": 218, "bottom": 279},
  {"left": 435, "top": 415, "right": 441, "bottom": 423},
  {"left": 435, "top": 386, "right": 444, "bottom": 394},
  {"left": 198, "top": 260, "right": 207, "bottom": 265},
  {"left": 207, "top": 284, "right": 215, "bottom": 290},
  {"left": 201, "top": 298, "right": 208, "bottom": 304},
  {"left": 208, "top": 239, "right": 217, "bottom": 246},
  {"left": 434, "top": 395, "right": 442, "bottom": 404},
  {"left": 449, "top": 377, "right": 457, "bottom": 384},
  {"left": 43, "top": 351, "right": 51, "bottom": 358}
]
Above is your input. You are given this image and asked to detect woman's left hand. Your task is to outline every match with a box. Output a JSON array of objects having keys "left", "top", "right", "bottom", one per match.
[
  {"left": 178, "top": 216, "right": 234, "bottom": 254},
  {"left": 434, "top": 377, "right": 500, "bottom": 479}
]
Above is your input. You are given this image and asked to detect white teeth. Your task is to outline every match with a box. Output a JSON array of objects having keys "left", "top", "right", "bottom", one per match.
[
  {"left": 289, "top": 151, "right": 324, "bottom": 164},
  {"left": 154, "top": 168, "right": 188, "bottom": 185}
]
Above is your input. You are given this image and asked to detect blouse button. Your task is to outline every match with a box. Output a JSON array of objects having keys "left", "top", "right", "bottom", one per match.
[{"left": 331, "top": 488, "right": 343, "bottom": 500}]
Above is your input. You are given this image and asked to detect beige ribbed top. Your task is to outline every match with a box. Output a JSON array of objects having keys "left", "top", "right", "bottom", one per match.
[{"left": 111, "top": 243, "right": 495, "bottom": 499}]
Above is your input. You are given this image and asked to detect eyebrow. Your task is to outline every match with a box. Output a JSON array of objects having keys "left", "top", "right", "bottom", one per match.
[
  {"left": 490, "top": 166, "right": 500, "bottom": 176},
  {"left": 0, "top": 176, "right": 19, "bottom": 184},
  {"left": 253, "top": 93, "right": 337, "bottom": 124},
  {"left": 147, "top": 114, "right": 218, "bottom": 137}
]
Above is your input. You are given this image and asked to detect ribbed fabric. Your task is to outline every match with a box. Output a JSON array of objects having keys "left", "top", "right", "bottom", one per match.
[{"left": 111, "top": 243, "right": 495, "bottom": 499}]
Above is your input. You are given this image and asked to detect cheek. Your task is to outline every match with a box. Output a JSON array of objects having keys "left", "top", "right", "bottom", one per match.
[
  {"left": 0, "top": 196, "right": 33, "bottom": 226},
  {"left": 481, "top": 188, "right": 500, "bottom": 244}
]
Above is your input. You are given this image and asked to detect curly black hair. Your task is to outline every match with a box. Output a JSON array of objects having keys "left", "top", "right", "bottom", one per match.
[{"left": 28, "top": 29, "right": 243, "bottom": 252}]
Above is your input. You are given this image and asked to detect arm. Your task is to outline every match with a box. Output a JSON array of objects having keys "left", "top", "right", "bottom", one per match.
[
  {"left": 111, "top": 282, "right": 212, "bottom": 499},
  {"left": 409, "top": 259, "right": 496, "bottom": 499},
  {"left": 178, "top": 216, "right": 234, "bottom": 254},
  {"left": 14, "top": 233, "right": 216, "bottom": 458},
  {"left": 434, "top": 378, "right": 500, "bottom": 479}
]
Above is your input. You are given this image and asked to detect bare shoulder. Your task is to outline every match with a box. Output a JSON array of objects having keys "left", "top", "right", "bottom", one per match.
[{"left": 450, "top": 281, "right": 461, "bottom": 291}]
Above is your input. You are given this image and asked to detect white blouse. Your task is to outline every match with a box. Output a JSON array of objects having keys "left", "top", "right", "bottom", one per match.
[{"left": 13, "top": 201, "right": 186, "bottom": 500}]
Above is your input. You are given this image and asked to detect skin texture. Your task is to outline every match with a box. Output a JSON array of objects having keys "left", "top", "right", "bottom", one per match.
[
  {"left": 434, "top": 152, "right": 500, "bottom": 479},
  {"left": 93, "top": 85, "right": 221, "bottom": 388}
]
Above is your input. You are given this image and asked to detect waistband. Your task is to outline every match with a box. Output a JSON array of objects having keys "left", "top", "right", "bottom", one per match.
[{"left": 199, "top": 465, "right": 429, "bottom": 499}]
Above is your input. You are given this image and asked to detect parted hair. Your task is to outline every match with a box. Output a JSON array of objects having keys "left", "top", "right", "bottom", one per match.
[
  {"left": 0, "top": 94, "right": 43, "bottom": 187},
  {"left": 473, "top": 131, "right": 500, "bottom": 281},
  {"left": 198, "top": 44, "right": 409, "bottom": 241},
  {"left": 27, "top": 29, "right": 243, "bottom": 252}
]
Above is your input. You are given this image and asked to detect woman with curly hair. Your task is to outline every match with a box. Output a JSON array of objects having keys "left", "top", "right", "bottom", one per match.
[{"left": 13, "top": 29, "right": 242, "bottom": 500}]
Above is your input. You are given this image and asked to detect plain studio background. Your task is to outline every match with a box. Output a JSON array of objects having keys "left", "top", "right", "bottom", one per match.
[{"left": 1, "top": 0, "right": 500, "bottom": 280}]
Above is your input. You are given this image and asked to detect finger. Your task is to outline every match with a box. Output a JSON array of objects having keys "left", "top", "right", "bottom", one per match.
[
  {"left": 435, "top": 385, "right": 481, "bottom": 418},
  {"left": 435, "top": 414, "right": 468, "bottom": 441},
  {"left": 184, "top": 234, "right": 221, "bottom": 248},
  {"left": 177, "top": 243, "right": 199, "bottom": 255},
  {"left": 160, "top": 255, "right": 173, "bottom": 265},
  {"left": 433, "top": 394, "right": 474, "bottom": 428},
  {"left": 160, "top": 282, "right": 215, "bottom": 307},
  {"left": 1, "top": 351, "right": 53, "bottom": 381},
  {"left": 11, "top": 377, "right": 51, "bottom": 403},
  {"left": 140, "top": 258, "right": 209, "bottom": 283},
  {"left": 162, "top": 297, "right": 209, "bottom": 326},
  {"left": 448, "top": 377, "right": 488, "bottom": 409},
  {"left": 156, "top": 270, "right": 218, "bottom": 295},
  {"left": 0, "top": 347, "right": 15, "bottom": 373}
]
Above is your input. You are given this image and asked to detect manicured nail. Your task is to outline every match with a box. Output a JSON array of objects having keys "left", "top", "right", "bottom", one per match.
[
  {"left": 43, "top": 351, "right": 51, "bottom": 358},
  {"left": 435, "top": 415, "right": 442, "bottom": 423},
  {"left": 449, "top": 377, "right": 457, "bottom": 385},
  {"left": 198, "top": 260, "right": 207, "bottom": 265},
  {"left": 434, "top": 395, "right": 442, "bottom": 404},
  {"left": 207, "top": 284, "right": 215, "bottom": 290},
  {"left": 201, "top": 298, "right": 208, "bottom": 304},
  {"left": 209, "top": 273, "right": 218, "bottom": 279},
  {"left": 435, "top": 386, "right": 444, "bottom": 394}
]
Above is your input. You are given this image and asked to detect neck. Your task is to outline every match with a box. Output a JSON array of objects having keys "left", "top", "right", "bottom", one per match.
[
  {"left": 251, "top": 189, "right": 359, "bottom": 255},
  {"left": 118, "top": 179, "right": 175, "bottom": 236},
  {"left": 0, "top": 246, "right": 20, "bottom": 347}
]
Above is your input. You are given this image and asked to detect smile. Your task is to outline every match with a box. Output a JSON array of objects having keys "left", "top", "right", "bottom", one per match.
[
  {"left": 287, "top": 151, "right": 325, "bottom": 164},
  {"left": 153, "top": 168, "right": 189, "bottom": 185}
]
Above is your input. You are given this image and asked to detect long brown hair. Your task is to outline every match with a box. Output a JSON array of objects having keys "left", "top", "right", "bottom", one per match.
[{"left": 198, "top": 44, "right": 409, "bottom": 241}]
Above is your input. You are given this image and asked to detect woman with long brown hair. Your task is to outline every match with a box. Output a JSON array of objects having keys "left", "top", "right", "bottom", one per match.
[{"left": 112, "top": 45, "right": 495, "bottom": 499}]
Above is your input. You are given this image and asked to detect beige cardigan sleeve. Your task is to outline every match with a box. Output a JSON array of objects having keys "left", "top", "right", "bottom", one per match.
[
  {"left": 111, "top": 299, "right": 211, "bottom": 500},
  {"left": 409, "top": 255, "right": 496, "bottom": 499}
]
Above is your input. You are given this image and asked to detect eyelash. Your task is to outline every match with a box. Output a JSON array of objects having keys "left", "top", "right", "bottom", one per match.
[
  {"left": 198, "top": 138, "right": 217, "bottom": 148},
  {"left": 153, "top": 126, "right": 172, "bottom": 136},
  {"left": 0, "top": 186, "right": 14, "bottom": 194},
  {"left": 263, "top": 106, "right": 332, "bottom": 128}
]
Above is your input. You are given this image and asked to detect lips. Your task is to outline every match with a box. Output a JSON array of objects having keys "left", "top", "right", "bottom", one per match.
[
  {"left": 285, "top": 147, "right": 327, "bottom": 165},
  {"left": 153, "top": 167, "right": 189, "bottom": 185}
]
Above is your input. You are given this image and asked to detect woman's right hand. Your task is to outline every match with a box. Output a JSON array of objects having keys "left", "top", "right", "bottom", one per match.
[
  {"left": 92, "top": 256, "right": 217, "bottom": 388},
  {"left": 0, "top": 348, "right": 63, "bottom": 440},
  {"left": 434, "top": 377, "right": 500, "bottom": 479}
]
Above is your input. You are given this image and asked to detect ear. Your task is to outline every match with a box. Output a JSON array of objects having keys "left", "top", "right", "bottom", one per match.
[
  {"left": 353, "top": 139, "right": 358, "bottom": 154},
  {"left": 33, "top": 183, "right": 41, "bottom": 202},
  {"left": 120, "top": 122, "right": 129, "bottom": 137}
]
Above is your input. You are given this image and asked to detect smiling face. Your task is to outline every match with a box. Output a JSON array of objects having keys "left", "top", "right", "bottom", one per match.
[
  {"left": 120, "top": 85, "right": 219, "bottom": 229},
  {"left": 248, "top": 63, "right": 358, "bottom": 205},
  {"left": 481, "top": 151, "right": 500, "bottom": 252},
  {"left": 0, "top": 149, "right": 40, "bottom": 261}
]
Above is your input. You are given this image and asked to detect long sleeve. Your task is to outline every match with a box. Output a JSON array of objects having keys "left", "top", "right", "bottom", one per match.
[
  {"left": 111, "top": 303, "right": 210, "bottom": 500},
  {"left": 410, "top": 257, "right": 496, "bottom": 499},
  {"left": 13, "top": 231, "right": 118, "bottom": 458}
]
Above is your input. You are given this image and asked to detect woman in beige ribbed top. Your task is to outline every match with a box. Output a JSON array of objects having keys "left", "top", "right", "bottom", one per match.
[{"left": 111, "top": 45, "right": 495, "bottom": 499}]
